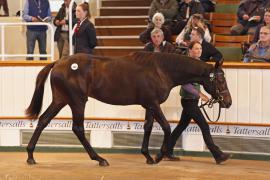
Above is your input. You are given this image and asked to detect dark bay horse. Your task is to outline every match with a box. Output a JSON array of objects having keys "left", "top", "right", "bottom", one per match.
[{"left": 25, "top": 51, "right": 232, "bottom": 166}]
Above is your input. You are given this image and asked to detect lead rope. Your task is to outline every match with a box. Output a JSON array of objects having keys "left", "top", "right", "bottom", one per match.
[{"left": 199, "top": 98, "right": 221, "bottom": 122}]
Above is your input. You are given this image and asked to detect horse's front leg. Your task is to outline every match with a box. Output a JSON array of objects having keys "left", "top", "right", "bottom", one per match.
[
  {"left": 149, "top": 104, "right": 171, "bottom": 164},
  {"left": 141, "top": 109, "right": 155, "bottom": 164}
]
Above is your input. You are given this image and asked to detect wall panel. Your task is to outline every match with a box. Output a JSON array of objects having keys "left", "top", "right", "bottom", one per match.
[{"left": 0, "top": 66, "right": 270, "bottom": 125}]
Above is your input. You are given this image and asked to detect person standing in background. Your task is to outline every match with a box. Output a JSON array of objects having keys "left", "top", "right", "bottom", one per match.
[
  {"left": 73, "top": 2, "right": 97, "bottom": 54},
  {"left": 0, "top": 0, "right": 9, "bottom": 16},
  {"left": 22, "top": 0, "right": 51, "bottom": 60},
  {"left": 54, "top": 0, "right": 77, "bottom": 58}
]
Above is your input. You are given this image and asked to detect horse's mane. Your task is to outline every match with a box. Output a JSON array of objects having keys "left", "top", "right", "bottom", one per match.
[{"left": 129, "top": 51, "right": 213, "bottom": 76}]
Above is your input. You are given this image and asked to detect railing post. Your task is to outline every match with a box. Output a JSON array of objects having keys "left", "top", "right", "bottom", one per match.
[
  {"left": 69, "top": 0, "right": 76, "bottom": 56},
  {"left": 1, "top": 26, "right": 5, "bottom": 61}
]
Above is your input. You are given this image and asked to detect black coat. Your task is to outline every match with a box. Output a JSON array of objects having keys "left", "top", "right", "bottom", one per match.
[
  {"left": 53, "top": 3, "right": 77, "bottom": 42},
  {"left": 237, "top": 0, "right": 266, "bottom": 26},
  {"left": 177, "top": 0, "right": 204, "bottom": 20},
  {"left": 201, "top": 40, "right": 223, "bottom": 62},
  {"left": 74, "top": 20, "right": 97, "bottom": 54}
]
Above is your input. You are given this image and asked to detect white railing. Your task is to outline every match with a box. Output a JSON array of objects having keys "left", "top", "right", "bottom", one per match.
[{"left": 0, "top": 22, "right": 54, "bottom": 61}]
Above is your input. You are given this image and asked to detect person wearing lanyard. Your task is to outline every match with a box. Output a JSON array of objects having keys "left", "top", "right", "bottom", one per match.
[
  {"left": 54, "top": 0, "right": 76, "bottom": 58},
  {"left": 73, "top": 2, "right": 97, "bottom": 54},
  {"left": 167, "top": 41, "right": 231, "bottom": 164},
  {"left": 22, "top": 0, "right": 51, "bottom": 60}
]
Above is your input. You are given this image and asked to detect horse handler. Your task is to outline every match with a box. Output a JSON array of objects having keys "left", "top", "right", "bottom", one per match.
[{"left": 167, "top": 41, "right": 231, "bottom": 164}]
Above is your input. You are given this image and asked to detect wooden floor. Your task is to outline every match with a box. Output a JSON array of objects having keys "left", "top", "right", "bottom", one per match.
[{"left": 0, "top": 153, "right": 269, "bottom": 180}]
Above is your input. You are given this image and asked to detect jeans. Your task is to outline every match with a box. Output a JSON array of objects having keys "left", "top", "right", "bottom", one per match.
[{"left": 26, "top": 29, "right": 47, "bottom": 60}]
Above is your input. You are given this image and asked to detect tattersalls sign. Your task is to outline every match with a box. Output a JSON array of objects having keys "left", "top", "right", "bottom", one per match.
[{"left": 0, "top": 119, "right": 270, "bottom": 138}]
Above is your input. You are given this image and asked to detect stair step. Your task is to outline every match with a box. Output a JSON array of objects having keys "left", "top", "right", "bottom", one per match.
[
  {"left": 95, "top": 16, "right": 148, "bottom": 26},
  {"left": 97, "top": 36, "right": 143, "bottom": 46},
  {"left": 100, "top": 7, "right": 149, "bottom": 16},
  {"left": 96, "top": 26, "right": 146, "bottom": 36},
  {"left": 102, "top": 0, "right": 152, "bottom": 7}
]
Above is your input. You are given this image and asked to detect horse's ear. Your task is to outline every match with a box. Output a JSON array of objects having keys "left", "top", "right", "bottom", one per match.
[{"left": 214, "top": 59, "right": 223, "bottom": 69}]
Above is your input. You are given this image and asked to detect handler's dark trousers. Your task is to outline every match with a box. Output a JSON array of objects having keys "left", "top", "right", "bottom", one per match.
[{"left": 169, "top": 99, "right": 223, "bottom": 160}]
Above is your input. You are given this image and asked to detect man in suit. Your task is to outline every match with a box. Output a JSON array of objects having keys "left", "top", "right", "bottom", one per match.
[{"left": 190, "top": 26, "right": 223, "bottom": 62}]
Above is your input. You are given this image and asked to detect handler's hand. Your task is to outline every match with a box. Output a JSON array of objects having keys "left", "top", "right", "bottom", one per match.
[{"left": 199, "top": 92, "right": 209, "bottom": 102}]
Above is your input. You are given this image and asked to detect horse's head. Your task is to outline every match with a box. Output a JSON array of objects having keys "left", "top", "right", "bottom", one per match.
[{"left": 203, "top": 60, "right": 232, "bottom": 108}]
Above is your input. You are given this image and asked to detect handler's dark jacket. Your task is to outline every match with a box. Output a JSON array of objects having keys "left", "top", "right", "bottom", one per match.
[
  {"left": 74, "top": 19, "right": 97, "bottom": 54},
  {"left": 53, "top": 2, "right": 77, "bottom": 42},
  {"left": 143, "top": 41, "right": 176, "bottom": 53},
  {"left": 201, "top": 40, "right": 223, "bottom": 62}
]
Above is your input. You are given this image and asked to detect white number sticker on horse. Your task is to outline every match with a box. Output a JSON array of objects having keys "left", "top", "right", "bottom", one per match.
[{"left": 71, "top": 63, "right": 79, "bottom": 70}]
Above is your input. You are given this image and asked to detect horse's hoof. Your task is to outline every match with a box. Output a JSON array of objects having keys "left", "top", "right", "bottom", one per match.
[
  {"left": 215, "top": 153, "right": 232, "bottom": 165},
  {"left": 146, "top": 158, "right": 156, "bottom": 165},
  {"left": 99, "top": 160, "right": 110, "bottom": 167},
  {"left": 27, "top": 158, "right": 37, "bottom": 165},
  {"left": 155, "top": 153, "right": 164, "bottom": 164}
]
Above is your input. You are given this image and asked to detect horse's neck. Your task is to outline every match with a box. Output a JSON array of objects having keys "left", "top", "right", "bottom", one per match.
[{"left": 160, "top": 59, "right": 212, "bottom": 86}]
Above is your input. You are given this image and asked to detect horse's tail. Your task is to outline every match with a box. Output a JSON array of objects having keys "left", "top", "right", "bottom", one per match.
[{"left": 25, "top": 62, "right": 56, "bottom": 120}]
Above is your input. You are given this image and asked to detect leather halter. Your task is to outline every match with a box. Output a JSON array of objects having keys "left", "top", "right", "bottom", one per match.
[{"left": 199, "top": 71, "right": 227, "bottom": 122}]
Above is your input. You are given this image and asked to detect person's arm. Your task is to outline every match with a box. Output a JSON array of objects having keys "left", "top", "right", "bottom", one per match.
[
  {"left": 87, "top": 22, "right": 97, "bottom": 49},
  {"left": 53, "top": 8, "right": 62, "bottom": 26},
  {"left": 209, "top": 43, "right": 223, "bottom": 61},
  {"left": 243, "top": 44, "right": 255, "bottom": 63},
  {"left": 162, "top": 26, "right": 172, "bottom": 43},
  {"left": 182, "top": 84, "right": 209, "bottom": 101},
  {"left": 182, "top": 84, "right": 200, "bottom": 98},
  {"left": 237, "top": 2, "right": 247, "bottom": 21},
  {"left": 204, "top": 28, "right": 211, "bottom": 42},
  {"left": 46, "top": 3, "right": 52, "bottom": 22},
  {"left": 175, "top": 28, "right": 186, "bottom": 45},
  {"left": 22, "top": 0, "right": 32, "bottom": 22},
  {"left": 143, "top": 43, "right": 154, "bottom": 52},
  {"left": 252, "top": 25, "right": 261, "bottom": 43},
  {"left": 139, "top": 28, "right": 152, "bottom": 44}
]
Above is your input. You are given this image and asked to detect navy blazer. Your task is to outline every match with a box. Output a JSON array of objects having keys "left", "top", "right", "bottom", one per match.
[{"left": 74, "top": 19, "right": 97, "bottom": 54}]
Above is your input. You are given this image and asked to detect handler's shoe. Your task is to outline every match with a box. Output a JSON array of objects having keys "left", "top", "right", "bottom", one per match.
[
  {"left": 163, "top": 154, "right": 180, "bottom": 161},
  {"left": 215, "top": 153, "right": 231, "bottom": 164}
]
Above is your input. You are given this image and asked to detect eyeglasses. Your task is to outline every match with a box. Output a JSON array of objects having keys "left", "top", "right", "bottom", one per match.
[{"left": 260, "top": 32, "right": 270, "bottom": 35}]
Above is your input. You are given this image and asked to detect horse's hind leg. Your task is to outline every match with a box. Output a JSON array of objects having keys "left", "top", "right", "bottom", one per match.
[
  {"left": 27, "top": 102, "right": 65, "bottom": 164},
  {"left": 70, "top": 104, "right": 109, "bottom": 167},
  {"left": 141, "top": 109, "right": 155, "bottom": 164}
]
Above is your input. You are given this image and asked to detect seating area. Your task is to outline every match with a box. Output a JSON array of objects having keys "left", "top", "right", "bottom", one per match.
[{"left": 94, "top": 0, "right": 252, "bottom": 61}]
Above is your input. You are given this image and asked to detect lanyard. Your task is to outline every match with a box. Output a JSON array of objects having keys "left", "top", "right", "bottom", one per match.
[{"left": 34, "top": 0, "right": 42, "bottom": 14}]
